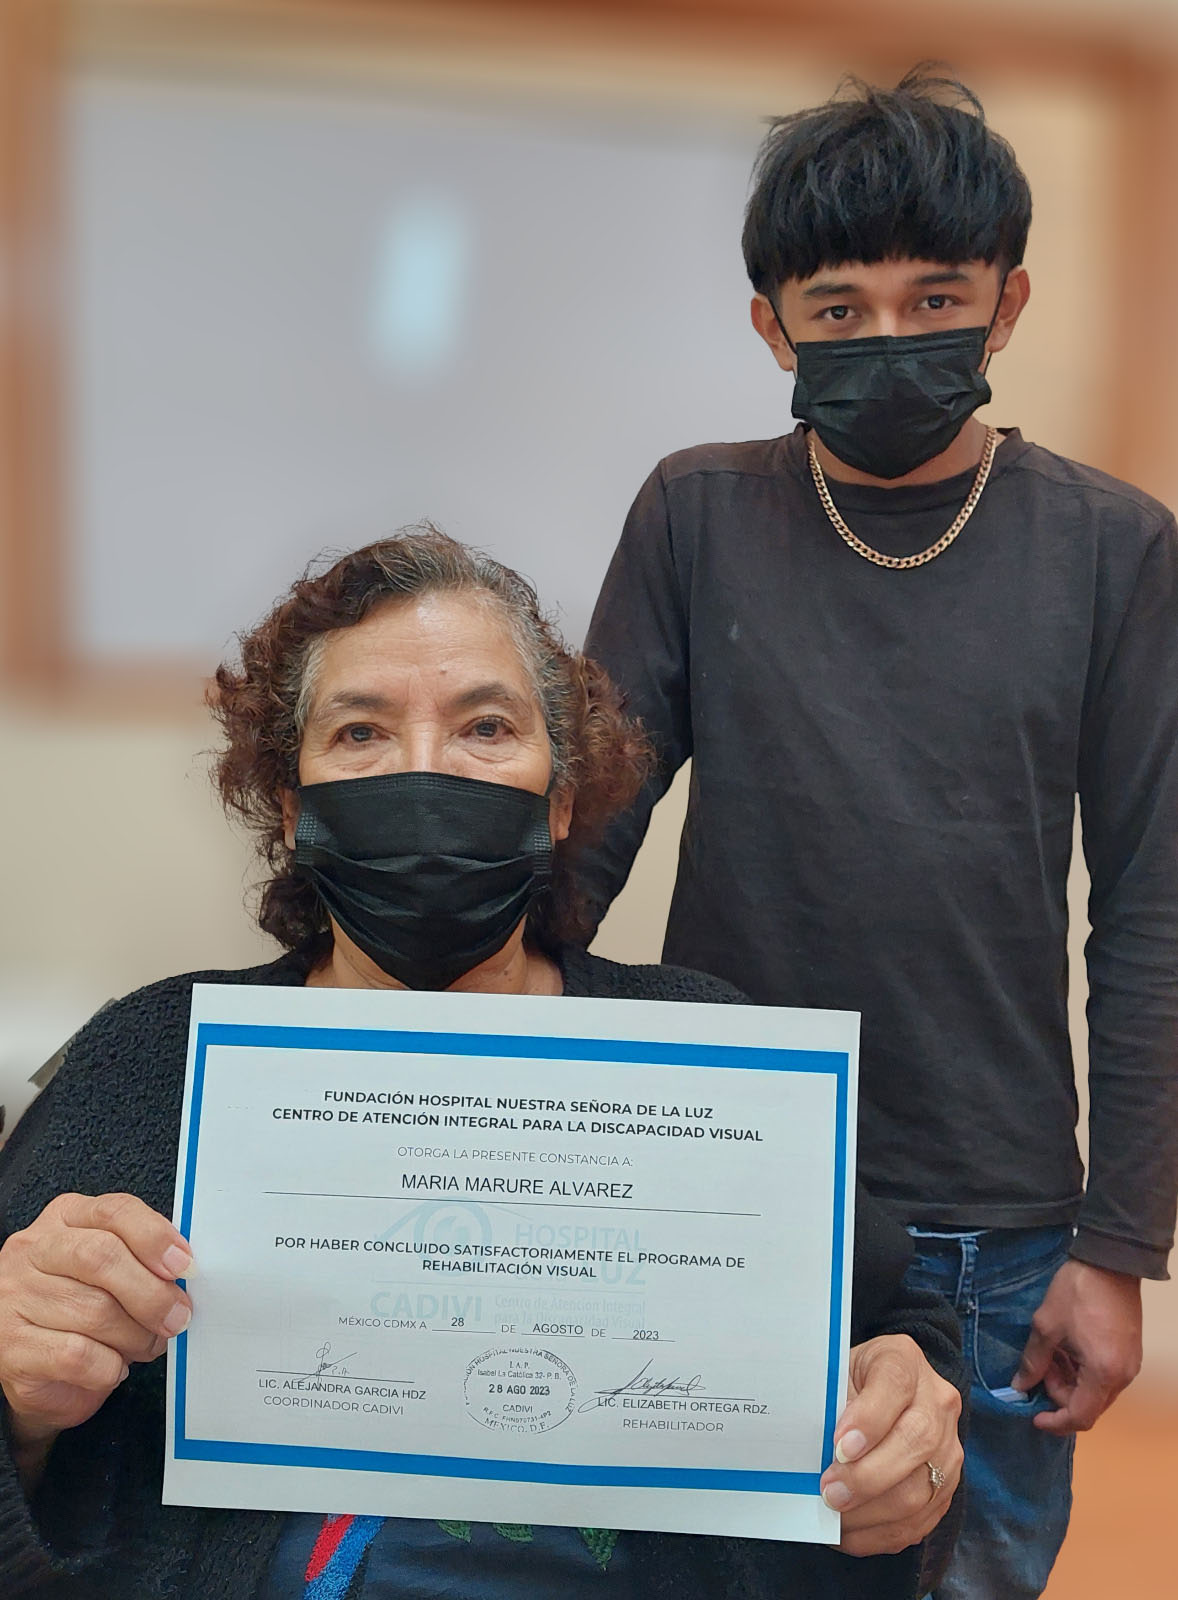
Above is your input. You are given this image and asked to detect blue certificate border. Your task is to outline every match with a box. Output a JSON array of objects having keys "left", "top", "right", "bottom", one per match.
[{"left": 174, "top": 1022, "right": 849, "bottom": 1498}]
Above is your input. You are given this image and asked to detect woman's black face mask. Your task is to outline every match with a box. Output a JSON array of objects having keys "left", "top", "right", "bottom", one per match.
[
  {"left": 293, "top": 771, "right": 553, "bottom": 991},
  {"left": 775, "top": 282, "right": 1006, "bottom": 480}
]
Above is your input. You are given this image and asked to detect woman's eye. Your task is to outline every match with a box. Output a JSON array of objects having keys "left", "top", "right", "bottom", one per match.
[
  {"left": 471, "top": 717, "right": 508, "bottom": 740},
  {"left": 341, "top": 725, "right": 374, "bottom": 744}
]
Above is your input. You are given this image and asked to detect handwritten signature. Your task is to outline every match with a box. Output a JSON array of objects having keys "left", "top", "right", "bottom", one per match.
[
  {"left": 577, "top": 1359, "right": 705, "bottom": 1414},
  {"left": 301, "top": 1340, "right": 357, "bottom": 1380}
]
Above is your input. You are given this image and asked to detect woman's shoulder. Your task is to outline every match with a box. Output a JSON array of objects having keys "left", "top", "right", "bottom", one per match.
[
  {"left": 558, "top": 947, "right": 747, "bottom": 1005},
  {"left": 0, "top": 954, "right": 308, "bottom": 1224},
  {"left": 64, "top": 952, "right": 307, "bottom": 1056}
]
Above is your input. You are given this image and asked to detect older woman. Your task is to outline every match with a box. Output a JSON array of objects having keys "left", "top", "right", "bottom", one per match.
[{"left": 0, "top": 528, "right": 962, "bottom": 1599}]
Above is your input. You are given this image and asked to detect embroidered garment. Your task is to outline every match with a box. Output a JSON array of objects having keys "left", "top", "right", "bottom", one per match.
[{"left": 262, "top": 1514, "right": 632, "bottom": 1598}]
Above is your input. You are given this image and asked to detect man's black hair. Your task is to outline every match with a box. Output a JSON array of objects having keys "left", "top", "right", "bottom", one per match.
[{"left": 742, "top": 66, "right": 1032, "bottom": 294}]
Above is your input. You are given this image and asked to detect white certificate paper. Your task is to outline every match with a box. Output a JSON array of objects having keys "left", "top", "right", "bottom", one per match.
[{"left": 164, "top": 983, "right": 858, "bottom": 1543}]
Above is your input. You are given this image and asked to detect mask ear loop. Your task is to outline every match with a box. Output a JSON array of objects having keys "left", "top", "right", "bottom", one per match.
[
  {"left": 980, "top": 270, "right": 1010, "bottom": 375},
  {"left": 768, "top": 297, "right": 798, "bottom": 354}
]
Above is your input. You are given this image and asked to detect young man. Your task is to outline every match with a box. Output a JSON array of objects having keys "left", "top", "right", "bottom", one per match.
[{"left": 578, "top": 71, "right": 1178, "bottom": 1600}]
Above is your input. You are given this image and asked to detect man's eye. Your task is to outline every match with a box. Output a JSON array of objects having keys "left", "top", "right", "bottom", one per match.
[
  {"left": 924, "top": 294, "right": 954, "bottom": 310},
  {"left": 823, "top": 305, "right": 852, "bottom": 321},
  {"left": 472, "top": 717, "right": 508, "bottom": 739},
  {"left": 342, "top": 725, "right": 374, "bottom": 744}
]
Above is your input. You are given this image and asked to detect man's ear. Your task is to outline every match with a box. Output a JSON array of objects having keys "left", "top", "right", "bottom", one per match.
[
  {"left": 751, "top": 293, "right": 797, "bottom": 373},
  {"left": 985, "top": 266, "right": 1030, "bottom": 356},
  {"left": 280, "top": 788, "right": 300, "bottom": 851}
]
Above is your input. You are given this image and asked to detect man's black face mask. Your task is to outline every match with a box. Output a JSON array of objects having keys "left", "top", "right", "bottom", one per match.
[
  {"left": 294, "top": 771, "right": 553, "bottom": 991},
  {"left": 775, "top": 281, "right": 1006, "bottom": 481},
  {"left": 788, "top": 326, "right": 992, "bottom": 480}
]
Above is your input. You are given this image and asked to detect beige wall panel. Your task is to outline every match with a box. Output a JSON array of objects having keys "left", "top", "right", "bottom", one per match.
[
  {"left": 0, "top": 701, "right": 270, "bottom": 995},
  {"left": 971, "top": 77, "right": 1120, "bottom": 469}
]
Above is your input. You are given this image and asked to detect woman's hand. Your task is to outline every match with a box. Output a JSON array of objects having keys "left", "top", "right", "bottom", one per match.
[
  {"left": 819, "top": 1333, "right": 963, "bottom": 1557},
  {"left": 0, "top": 1193, "right": 193, "bottom": 1487}
]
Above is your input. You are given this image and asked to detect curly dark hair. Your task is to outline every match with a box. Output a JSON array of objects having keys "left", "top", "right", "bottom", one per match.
[{"left": 209, "top": 525, "right": 654, "bottom": 959}]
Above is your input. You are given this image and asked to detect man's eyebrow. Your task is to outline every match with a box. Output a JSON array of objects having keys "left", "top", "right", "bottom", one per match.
[
  {"left": 801, "top": 280, "right": 861, "bottom": 299},
  {"left": 800, "top": 268, "right": 975, "bottom": 300},
  {"left": 909, "top": 269, "right": 973, "bottom": 286}
]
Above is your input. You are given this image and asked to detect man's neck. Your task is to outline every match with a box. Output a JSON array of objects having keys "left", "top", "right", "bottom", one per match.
[{"left": 811, "top": 415, "right": 989, "bottom": 488}]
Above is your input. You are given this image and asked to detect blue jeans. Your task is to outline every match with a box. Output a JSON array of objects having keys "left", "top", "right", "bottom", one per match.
[{"left": 905, "top": 1225, "right": 1075, "bottom": 1600}]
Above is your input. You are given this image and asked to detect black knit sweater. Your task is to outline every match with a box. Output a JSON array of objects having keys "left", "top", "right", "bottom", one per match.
[{"left": 0, "top": 948, "right": 963, "bottom": 1599}]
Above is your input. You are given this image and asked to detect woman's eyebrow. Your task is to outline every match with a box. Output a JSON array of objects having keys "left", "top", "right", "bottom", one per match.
[
  {"left": 307, "top": 689, "right": 394, "bottom": 725},
  {"left": 447, "top": 682, "right": 534, "bottom": 717},
  {"left": 309, "top": 683, "right": 534, "bottom": 724}
]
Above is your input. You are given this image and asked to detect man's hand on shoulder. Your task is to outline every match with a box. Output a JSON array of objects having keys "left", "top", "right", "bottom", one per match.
[{"left": 1013, "top": 1258, "right": 1142, "bottom": 1434}]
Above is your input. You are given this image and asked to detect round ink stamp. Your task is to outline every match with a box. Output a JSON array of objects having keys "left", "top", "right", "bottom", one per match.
[{"left": 464, "top": 1346, "right": 576, "bottom": 1434}]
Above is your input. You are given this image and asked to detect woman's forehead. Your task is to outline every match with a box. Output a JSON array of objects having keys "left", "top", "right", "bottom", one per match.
[{"left": 309, "top": 591, "right": 536, "bottom": 707}]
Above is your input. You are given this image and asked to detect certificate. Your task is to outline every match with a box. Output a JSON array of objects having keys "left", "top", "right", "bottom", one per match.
[{"left": 164, "top": 983, "right": 857, "bottom": 1543}]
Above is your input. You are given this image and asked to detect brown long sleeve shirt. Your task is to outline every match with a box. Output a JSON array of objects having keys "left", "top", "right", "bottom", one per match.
[{"left": 581, "top": 426, "right": 1178, "bottom": 1280}]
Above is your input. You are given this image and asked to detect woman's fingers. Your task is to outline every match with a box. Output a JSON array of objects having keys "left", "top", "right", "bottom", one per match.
[
  {"left": 48, "top": 1192, "right": 192, "bottom": 1281},
  {"left": 17, "top": 1194, "right": 192, "bottom": 1340},
  {"left": 824, "top": 1385, "right": 958, "bottom": 1507},
  {"left": 826, "top": 1434, "right": 963, "bottom": 1557},
  {"left": 4, "top": 1324, "right": 130, "bottom": 1400},
  {"left": 821, "top": 1334, "right": 962, "bottom": 1557},
  {"left": 832, "top": 1334, "right": 923, "bottom": 1465},
  {"left": 13, "top": 1274, "right": 170, "bottom": 1364},
  {"left": 2, "top": 1322, "right": 134, "bottom": 1441},
  {"left": 0, "top": 1192, "right": 192, "bottom": 1444},
  {"left": 837, "top": 1461, "right": 955, "bottom": 1556}
]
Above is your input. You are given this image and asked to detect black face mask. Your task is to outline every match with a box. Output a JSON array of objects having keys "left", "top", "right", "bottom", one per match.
[
  {"left": 294, "top": 771, "right": 553, "bottom": 991},
  {"left": 788, "top": 325, "right": 992, "bottom": 480}
]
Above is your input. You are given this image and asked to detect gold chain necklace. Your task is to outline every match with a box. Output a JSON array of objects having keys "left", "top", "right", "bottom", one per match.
[{"left": 806, "top": 425, "right": 1000, "bottom": 571}]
